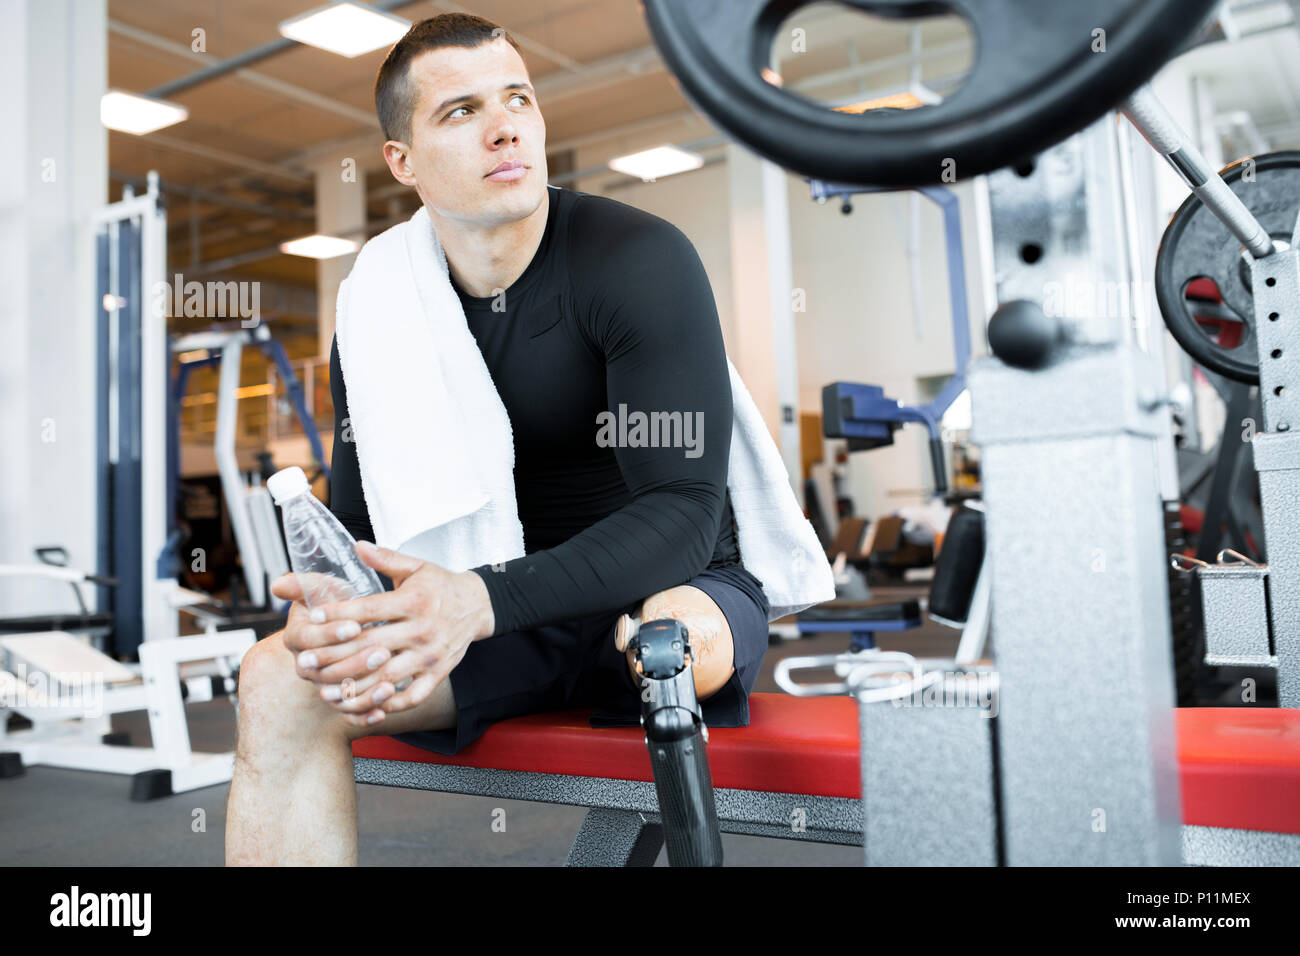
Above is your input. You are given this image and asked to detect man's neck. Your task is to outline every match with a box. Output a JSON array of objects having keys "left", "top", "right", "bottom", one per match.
[{"left": 435, "top": 188, "right": 551, "bottom": 299}]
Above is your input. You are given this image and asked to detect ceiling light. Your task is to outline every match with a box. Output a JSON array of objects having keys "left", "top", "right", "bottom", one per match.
[
  {"left": 834, "top": 89, "right": 937, "bottom": 114},
  {"left": 279, "top": 1, "right": 410, "bottom": 58},
  {"left": 279, "top": 234, "right": 361, "bottom": 259},
  {"left": 608, "top": 145, "right": 705, "bottom": 182},
  {"left": 100, "top": 90, "right": 189, "bottom": 135}
]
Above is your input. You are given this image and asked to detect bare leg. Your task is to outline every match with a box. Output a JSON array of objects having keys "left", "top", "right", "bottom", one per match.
[
  {"left": 614, "top": 584, "right": 736, "bottom": 699},
  {"left": 225, "top": 629, "right": 458, "bottom": 866}
]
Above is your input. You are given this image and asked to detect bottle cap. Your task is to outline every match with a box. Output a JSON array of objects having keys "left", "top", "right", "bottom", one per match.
[{"left": 267, "top": 466, "right": 310, "bottom": 505}]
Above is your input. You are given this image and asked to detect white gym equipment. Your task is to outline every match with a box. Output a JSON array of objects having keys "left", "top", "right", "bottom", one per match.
[{"left": 0, "top": 174, "right": 265, "bottom": 800}]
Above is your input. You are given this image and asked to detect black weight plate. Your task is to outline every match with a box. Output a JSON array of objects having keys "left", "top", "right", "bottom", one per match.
[
  {"left": 1155, "top": 151, "right": 1300, "bottom": 385},
  {"left": 642, "top": 0, "right": 1218, "bottom": 186}
]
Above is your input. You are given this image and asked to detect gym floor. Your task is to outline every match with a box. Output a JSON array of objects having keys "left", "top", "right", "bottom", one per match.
[{"left": 0, "top": 584, "right": 955, "bottom": 866}]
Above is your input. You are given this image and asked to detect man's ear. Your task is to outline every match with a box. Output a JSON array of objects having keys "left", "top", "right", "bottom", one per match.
[{"left": 383, "top": 141, "right": 417, "bottom": 186}]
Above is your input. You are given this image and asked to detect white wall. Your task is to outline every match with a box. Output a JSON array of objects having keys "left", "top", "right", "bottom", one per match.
[
  {"left": 788, "top": 180, "right": 989, "bottom": 518},
  {"left": 0, "top": 0, "right": 107, "bottom": 615}
]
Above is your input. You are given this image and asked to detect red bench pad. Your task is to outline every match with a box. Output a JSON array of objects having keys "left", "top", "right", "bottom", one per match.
[
  {"left": 1179, "top": 706, "right": 1300, "bottom": 834},
  {"left": 352, "top": 693, "right": 862, "bottom": 797},
  {"left": 353, "top": 696, "right": 1300, "bottom": 832}
]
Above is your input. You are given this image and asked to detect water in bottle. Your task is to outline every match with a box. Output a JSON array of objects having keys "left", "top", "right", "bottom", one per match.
[{"left": 267, "top": 466, "right": 383, "bottom": 609}]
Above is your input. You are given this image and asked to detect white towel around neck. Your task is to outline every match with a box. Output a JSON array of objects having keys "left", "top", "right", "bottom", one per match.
[{"left": 334, "top": 199, "right": 833, "bottom": 621}]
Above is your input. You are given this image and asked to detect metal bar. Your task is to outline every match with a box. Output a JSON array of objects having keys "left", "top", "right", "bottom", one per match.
[
  {"left": 1122, "top": 85, "right": 1274, "bottom": 259},
  {"left": 95, "top": 228, "right": 114, "bottom": 626},
  {"left": 214, "top": 336, "right": 267, "bottom": 607},
  {"left": 565, "top": 809, "right": 663, "bottom": 866},
  {"left": 139, "top": 174, "right": 178, "bottom": 648},
  {"left": 262, "top": 339, "right": 331, "bottom": 479},
  {"left": 114, "top": 216, "right": 144, "bottom": 657}
]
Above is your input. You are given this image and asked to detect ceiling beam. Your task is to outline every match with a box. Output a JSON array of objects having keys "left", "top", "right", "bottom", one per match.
[
  {"left": 110, "top": 19, "right": 377, "bottom": 128},
  {"left": 109, "top": 170, "right": 314, "bottom": 221},
  {"left": 428, "top": 0, "right": 585, "bottom": 71},
  {"left": 143, "top": 0, "right": 413, "bottom": 99},
  {"left": 138, "top": 132, "right": 314, "bottom": 184}
]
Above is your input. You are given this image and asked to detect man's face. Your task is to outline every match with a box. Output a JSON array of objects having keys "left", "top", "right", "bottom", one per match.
[{"left": 390, "top": 38, "right": 547, "bottom": 228}]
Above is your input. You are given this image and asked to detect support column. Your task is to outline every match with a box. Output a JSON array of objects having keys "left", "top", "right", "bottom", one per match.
[
  {"left": 0, "top": 0, "right": 107, "bottom": 615},
  {"left": 973, "top": 119, "right": 1182, "bottom": 865},
  {"left": 727, "top": 144, "right": 803, "bottom": 499},
  {"left": 314, "top": 153, "right": 366, "bottom": 358}
]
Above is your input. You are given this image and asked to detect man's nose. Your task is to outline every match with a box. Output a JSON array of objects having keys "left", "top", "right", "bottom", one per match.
[{"left": 486, "top": 104, "right": 519, "bottom": 145}]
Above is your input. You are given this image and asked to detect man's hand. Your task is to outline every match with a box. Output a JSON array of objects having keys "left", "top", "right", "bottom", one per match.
[{"left": 271, "top": 541, "right": 495, "bottom": 728}]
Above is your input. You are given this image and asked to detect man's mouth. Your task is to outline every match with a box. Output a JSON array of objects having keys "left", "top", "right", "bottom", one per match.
[{"left": 486, "top": 161, "right": 527, "bottom": 182}]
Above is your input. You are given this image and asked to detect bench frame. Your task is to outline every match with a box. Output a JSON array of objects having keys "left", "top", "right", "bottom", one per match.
[
  {"left": 354, "top": 757, "right": 860, "bottom": 865},
  {"left": 354, "top": 752, "right": 1300, "bottom": 866}
]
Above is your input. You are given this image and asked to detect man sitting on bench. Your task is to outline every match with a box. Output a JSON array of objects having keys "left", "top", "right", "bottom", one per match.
[{"left": 225, "top": 13, "right": 770, "bottom": 866}]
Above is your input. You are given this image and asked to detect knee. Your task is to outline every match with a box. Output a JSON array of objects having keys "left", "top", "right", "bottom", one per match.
[
  {"left": 235, "top": 631, "right": 340, "bottom": 749},
  {"left": 235, "top": 630, "right": 294, "bottom": 708},
  {"left": 640, "top": 587, "right": 735, "bottom": 699}
]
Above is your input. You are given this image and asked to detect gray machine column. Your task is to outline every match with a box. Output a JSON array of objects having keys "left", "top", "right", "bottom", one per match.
[
  {"left": 1252, "top": 242, "right": 1300, "bottom": 707},
  {"left": 970, "top": 118, "right": 1183, "bottom": 865}
]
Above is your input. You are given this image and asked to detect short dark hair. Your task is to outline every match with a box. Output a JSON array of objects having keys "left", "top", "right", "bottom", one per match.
[{"left": 374, "top": 14, "right": 526, "bottom": 144}]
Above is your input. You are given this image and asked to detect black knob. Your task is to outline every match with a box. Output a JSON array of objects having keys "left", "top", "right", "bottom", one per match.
[{"left": 987, "top": 299, "right": 1062, "bottom": 369}]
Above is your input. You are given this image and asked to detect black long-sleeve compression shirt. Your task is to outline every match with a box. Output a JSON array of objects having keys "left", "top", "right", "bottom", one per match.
[{"left": 327, "top": 185, "right": 765, "bottom": 636}]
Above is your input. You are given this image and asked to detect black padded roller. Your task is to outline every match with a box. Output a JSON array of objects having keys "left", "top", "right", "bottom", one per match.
[{"left": 929, "top": 504, "right": 985, "bottom": 624}]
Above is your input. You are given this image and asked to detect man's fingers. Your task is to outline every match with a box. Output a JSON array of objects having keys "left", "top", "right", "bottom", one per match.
[
  {"left": 379, "top": 641, "right": 470, "bottom": 714},
  {"left": 271, "top": 573, "right": 304, "bottom": 603},
  {"left": 288, "top": 613, "right": 399, "bottom": 653},
  {"left": 322, "top": 648, "right": 426, "bottom": 712},
  {"left": 355, "top": 540, "right": 425, "bottom": 585},
  {"left": 381, "top": 671, "right": 439, "bottom": 713},
  {"left": 293, "top": 621, "right": 416, "bottom": 680},
  {"left": 306, "top": 589, "right": 408, "bottom": 629}
]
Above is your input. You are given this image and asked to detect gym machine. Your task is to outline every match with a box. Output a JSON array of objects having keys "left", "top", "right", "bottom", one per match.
[
  {"left": 636, "top": 0, "right": 1300, "bottom": 865},
  {"left": 0, "top": 173, "right": 301, "bottom": 799},
  {"left": 1147, "top": 140, "right": 1300, "bottom": 696},
  {"left": 801, "top": 182, "right": 988, "bottom": 661},
  {"left": 171, "top": 322, "right": 331, "bottom": 616}
]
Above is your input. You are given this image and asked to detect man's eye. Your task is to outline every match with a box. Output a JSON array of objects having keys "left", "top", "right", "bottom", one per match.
[
  {"left": 510, "top": 93, "right": 530, "bottom": 106},
  {"left": 448, "top": 106, "right": 470, "bottom": 119}
]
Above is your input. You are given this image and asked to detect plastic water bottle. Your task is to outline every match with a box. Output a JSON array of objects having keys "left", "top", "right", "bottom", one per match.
[{"left": 267, "top": 466, "right": 383, "bottom": 609}]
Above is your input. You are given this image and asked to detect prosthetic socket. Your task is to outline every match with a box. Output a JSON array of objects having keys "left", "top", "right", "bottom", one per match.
[{"left": 625, "top": 616, "right": 724, "bottom": 867}]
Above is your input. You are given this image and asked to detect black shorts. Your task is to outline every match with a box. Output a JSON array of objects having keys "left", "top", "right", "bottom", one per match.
[{"left": 389, "top": 564, "right": 771, "bottom": 756}]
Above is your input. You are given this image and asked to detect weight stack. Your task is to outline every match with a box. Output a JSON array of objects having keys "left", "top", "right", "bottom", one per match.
[{"left": 856, "top": 669, "right": 1001, "bottom": 866}]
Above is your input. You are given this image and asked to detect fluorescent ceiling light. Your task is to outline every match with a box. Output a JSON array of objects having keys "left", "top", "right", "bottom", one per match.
[
  {"left": 608, "top": 145, "right": 705, "bottom": 182},
  {"left": 279, "top": 1, "right": 410, "bottom": 58},
  {"left": 279, "top": 234, "right": 361, "bottom": 259},
  {"left": 100, "top": 90, "right": 189, "bottom": 135}
]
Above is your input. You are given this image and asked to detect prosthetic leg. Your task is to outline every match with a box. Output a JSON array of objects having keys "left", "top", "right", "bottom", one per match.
[{"left": 624, "top": 615, "right": 724, "bottom": 866}]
